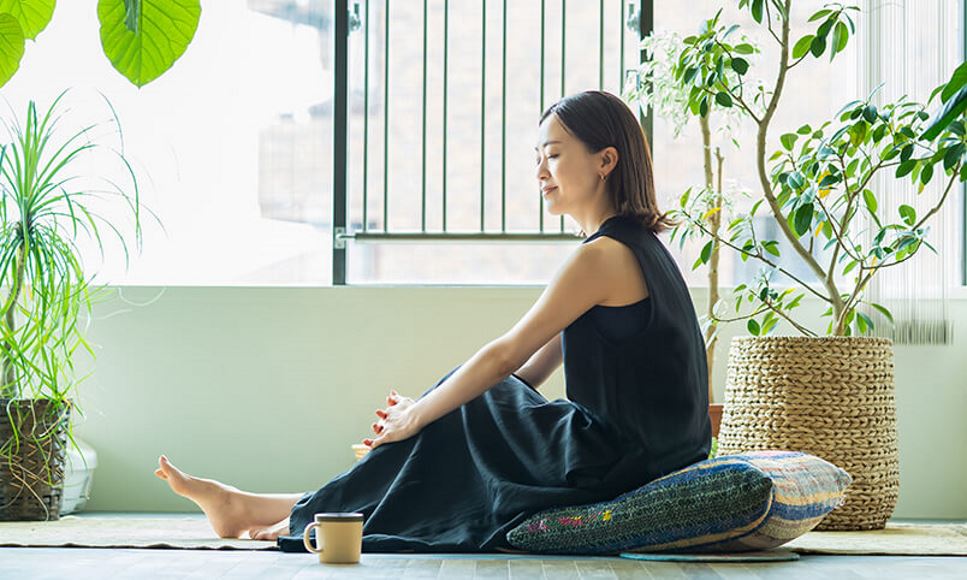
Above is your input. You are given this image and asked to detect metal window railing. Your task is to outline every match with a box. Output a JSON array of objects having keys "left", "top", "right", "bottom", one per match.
[{"left": 331, "top": 0, "right": 654, "bottom": 284}]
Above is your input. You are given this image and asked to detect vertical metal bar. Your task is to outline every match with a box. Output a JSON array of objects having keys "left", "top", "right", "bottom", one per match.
[
  {"left": 539, "top": 0, "right": 546, "bottom": 233},
  {"left": 481, "top": 0, "right": 487, "bottom": 232},
  {"left": 422, "top": 0, "right": 428, "bottom": 232},
  {"left": 333, "top": 0, "right": 349, "bottom": 285},
  {"left": 560, "top": 0, "right": 566, "bottom": 232},
  {"left": 620, "top": 0, "right": 625, "bottom": 94},
  {"left": 598, "top": 0, "right": 604, "bottom": 90},
  {"left": 443, "top": 0, "right": 449, "bottom": 232},
  {"left": 363, "top": 0, "right": 370, "bottom": 232},
  {"left": 383, "top": 0, "right": 390, "bottom": 232},
  {"left": 639, "top": 0, "right": 654, "bottom": 145},
  {"left": 501, "top": 0, "right": 507, "bottom": 232}
]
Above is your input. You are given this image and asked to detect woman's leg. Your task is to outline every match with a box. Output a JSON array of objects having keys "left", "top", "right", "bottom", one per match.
[{"left": 154, "top": 455, "right": 303, "bottom": 539}]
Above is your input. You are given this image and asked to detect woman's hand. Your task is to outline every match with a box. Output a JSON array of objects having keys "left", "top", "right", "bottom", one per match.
[{"left": 363, "top": 389, "right": 421, "bottom": 450}]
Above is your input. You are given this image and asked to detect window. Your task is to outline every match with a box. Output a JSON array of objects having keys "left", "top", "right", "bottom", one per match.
[{"left": 3, "top": 1, "right": 332, "bottom": 285}]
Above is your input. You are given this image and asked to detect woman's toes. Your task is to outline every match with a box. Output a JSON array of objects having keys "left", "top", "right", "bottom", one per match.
[{"left": 154, "top": 468, "right": 167, "bottom": 479}]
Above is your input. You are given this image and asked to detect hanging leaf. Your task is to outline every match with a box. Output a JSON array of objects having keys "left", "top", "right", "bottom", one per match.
[
  {"left": 98, "top": 0, "right": 202, "bottom": 87},
  {"left": 793, "top": 203, "right": 814, "bottom": 236},
  {"left": 792, "top": 35, "right": 814, "bottom": 59},
  {"left": 0, "top": 0, "right": 55, "bottom": 40},
  {"left": 940, "top": 60, "right": 967, "bottom": 103},
  {"left": 715, "top": 91, "right": 733, "bottom": 107},
  {"left": 871, "top": 303, "right": 894, "bottom": 324},
  {"left": 747, "top": 318, "right": 761, "bottom": 336},
  {"left": 898, "top": 204, "right": 916, "bottom": 226},
  {"left": 810, "top": 35, "right": 826, "bottom": 58},
  {"left": 0, "top": 13, "right": 25, "bottom": 88},
  {"left": 731, "top": 57, "right": 749, "bottom": 75}
]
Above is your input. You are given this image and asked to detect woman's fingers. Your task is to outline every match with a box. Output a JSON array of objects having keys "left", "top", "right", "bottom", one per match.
[{"left": 376, "top": 409, "right": 388, "bottom": 419}]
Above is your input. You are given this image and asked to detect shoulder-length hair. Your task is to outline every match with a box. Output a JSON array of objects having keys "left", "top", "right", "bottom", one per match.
[{"left": 540, "top": 90, "right": 676, "bottom": 235}]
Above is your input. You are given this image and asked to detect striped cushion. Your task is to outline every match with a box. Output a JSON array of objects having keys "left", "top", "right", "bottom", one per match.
[{"left": 505, "top": 450, "right": 852, "bottom": 555}]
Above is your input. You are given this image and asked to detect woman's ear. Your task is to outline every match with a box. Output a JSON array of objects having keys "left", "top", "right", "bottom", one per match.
[{"left": 600, "top": 146, "right": 619, "bottom": 175}]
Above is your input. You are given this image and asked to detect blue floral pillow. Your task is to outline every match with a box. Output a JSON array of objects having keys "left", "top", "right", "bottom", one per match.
[{"left": 506, "top": 450, "right": 852, "bottom": 555}]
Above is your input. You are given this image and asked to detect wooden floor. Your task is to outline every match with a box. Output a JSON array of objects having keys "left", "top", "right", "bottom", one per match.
[{"left": 1, "top": 548, "right": 965, "bottom": 579}]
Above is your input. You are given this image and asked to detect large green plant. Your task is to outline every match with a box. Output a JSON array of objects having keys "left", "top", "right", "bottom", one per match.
[
  {"left": 0, "top": 0, "right": 201, "bottom": 89},
  {"left": 0, "top": 90, "right": 149, "bottom": 464},
  {"left": 625, "top": 29, "right": 756, "bottom": 403},
  {"left": 668, "top": 1, "right": 966, "bottom": 337}
]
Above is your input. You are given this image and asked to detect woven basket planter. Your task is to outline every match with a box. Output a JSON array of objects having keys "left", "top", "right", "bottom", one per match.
[
  {"left": 717, "top": 336, "right": 898, "bottom": 531},
  {"left": 0, "top": 398, "right": 71, "bottom": 521}
]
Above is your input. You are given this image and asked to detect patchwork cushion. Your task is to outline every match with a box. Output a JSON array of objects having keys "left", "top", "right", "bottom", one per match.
[{"left": 506, "top": 450, "right": 852, "bottom": 555}]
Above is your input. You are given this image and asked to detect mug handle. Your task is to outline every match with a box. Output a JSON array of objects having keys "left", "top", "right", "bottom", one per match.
[{"left": 303, "top": 522, "right": 324, "bottom": 554}]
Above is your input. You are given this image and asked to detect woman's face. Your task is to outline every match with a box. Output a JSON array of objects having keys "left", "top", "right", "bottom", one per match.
[{"left": 534, "top": 113, "right": 607, "bottom": 217}]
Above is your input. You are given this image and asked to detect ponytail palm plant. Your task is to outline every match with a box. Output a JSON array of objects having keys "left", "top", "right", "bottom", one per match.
[{"left": 0, "top": 89, "right": 148, "bottom": 478}]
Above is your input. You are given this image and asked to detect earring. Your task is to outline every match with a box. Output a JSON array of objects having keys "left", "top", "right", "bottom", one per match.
[{"left": 600, "top": 174, "right": 606, "bottom": 181}]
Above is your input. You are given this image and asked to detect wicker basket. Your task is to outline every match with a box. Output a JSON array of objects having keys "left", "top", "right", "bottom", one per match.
[
  {"left": 0, "top": 398, "right": 71, "bottom": 521},
  {"left": 717, "top": 337, "right": 898, "bottom": 531}
]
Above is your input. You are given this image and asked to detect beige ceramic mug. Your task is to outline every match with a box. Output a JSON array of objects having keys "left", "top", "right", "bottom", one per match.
[{"left": 302, "top": 512, "right": 364, "bottom": 564}]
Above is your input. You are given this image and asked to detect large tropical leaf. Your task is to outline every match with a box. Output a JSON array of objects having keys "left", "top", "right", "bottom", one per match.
[
  {"left": 0, "top": 14, "right": 25, "bottom": 88},
  {"left": 97, "top": 0, "right": 201, "bottom": 87},
  {"left": 921, "top": 87, "right": 967, "bottom": 141},
  {"left": 0, "top": 0, "right": 55, "bottom": 40}
]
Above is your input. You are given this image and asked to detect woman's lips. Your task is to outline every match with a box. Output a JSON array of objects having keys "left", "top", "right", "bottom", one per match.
[{"left": 542, "top": 186, "right": 557, "bottom": 196}]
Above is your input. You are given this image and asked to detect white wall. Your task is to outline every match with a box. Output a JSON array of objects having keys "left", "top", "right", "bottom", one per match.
[{"left": 73, "top": 286, "right": 967, "bottom": 519}]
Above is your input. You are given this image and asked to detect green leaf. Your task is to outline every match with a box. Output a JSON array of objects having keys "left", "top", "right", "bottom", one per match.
[
  {"left": 921, "top": 87, "right": 967, "bottom": 141},
  {"left": 751, "top": 0, "right": 764, "bottom": 23},
  {"left": 747, "top": 318, "right": 761, "bottom": 336},
  {"left": 699, "top": 96, "right": 709, "bottom": 117},
  {"left": 898, "top": 204, "right": 916, "bottom": 226},
  {"left": 731, "top": 57, "right": 749, "bottom": 75},
  {"left": 715, "top": 91, "right": 733, "bottom": 107},
  {"left": 0, "top": 0, "right": 54, "bottom": 40},
  {"left": 780, "top": 133, "right": 798, "bottom": 151},
  {"left": 896, "top": 160, "right": 916, "bottom": 178},
  {"left": 0, "top": 14, "right": 25, "bottom": 88},
  {"left": 871, "top": 303, "right": 894, "bottom": 324},
  {"left": 857, "top": 311, "right": 875, "bottom": 333},
  {"left": 943, "top": 143, "right": 965, "bottom": 172},
  {"left": 792, "top": 35, "right": 814, "bottom": 59},
  {"left": 734, "top": 43, "right": 755, "bottom": 54},
  {"left": 810, "top": 35, "right": 826, "bottom": 58},
  {"left": 831, "top": 21, "right": 849, "bottom": 58},
  {"left": 794, "top": 203, "right": 814, "bottom": 236},
  {"left": 700, "top": 240, "right": 714, "bottom": 264},
  {"left": 762, "top": 241, "right": 780, "bottom": 257},
  {"left": 98, "top": 0, "right": 203, "bottom": 87},
  {"left": 920, "top": 162, "right": 933, "bottom": 185},
  {"left": 808, "top": 9, "right": 833, "bottom": 22},
  {"left": 941, "top": 61, "right": 967, "bottom": 103},
  {"left": 863, "top": 189, "right": 877, "bottom": 213}
]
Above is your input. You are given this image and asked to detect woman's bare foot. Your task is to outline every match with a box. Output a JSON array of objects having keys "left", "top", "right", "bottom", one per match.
[
  {"left": 153, "top": 455, "right": 250, "bottom": 539},
  {"left": 248, "top": 517, "right": 291, "bottom": 541}
]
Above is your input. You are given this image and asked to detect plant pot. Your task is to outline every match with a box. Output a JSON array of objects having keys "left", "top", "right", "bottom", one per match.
[
  {"left": 61, "top": 438, "right": 97, "bottom": 515},
  {"left": 708, "top": 403, "right": 724, "bottom": 439},
  {"left": 0, "top": 398, "right": 71, "bottom": 521},
  {"left": 717, "top": 337, "right": 898, "bottom": 531}
]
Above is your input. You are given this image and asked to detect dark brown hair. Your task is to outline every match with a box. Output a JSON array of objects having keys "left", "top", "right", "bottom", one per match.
[{"left": 539, "top": 90, "right": 676, "bottom": 235}]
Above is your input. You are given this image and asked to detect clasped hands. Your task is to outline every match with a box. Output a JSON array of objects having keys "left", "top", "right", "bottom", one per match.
[{"left": 362, "top": 389, "right": 423, "bottom": 450}]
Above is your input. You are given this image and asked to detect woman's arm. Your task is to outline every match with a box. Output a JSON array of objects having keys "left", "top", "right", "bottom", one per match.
[{"left": 512, "top": 332, "right": 563, "bottom": 391}]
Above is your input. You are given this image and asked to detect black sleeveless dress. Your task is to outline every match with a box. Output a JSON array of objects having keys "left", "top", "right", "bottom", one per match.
[{"left": 283, "top": 214, "right": 711, "bottom": 553}]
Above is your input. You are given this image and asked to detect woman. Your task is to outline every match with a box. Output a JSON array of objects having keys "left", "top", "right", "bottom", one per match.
[{"left": 155, "top": 90, "right": 711, "bottom": 552}]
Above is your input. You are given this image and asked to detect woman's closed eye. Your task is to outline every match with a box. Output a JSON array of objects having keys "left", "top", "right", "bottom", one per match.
[{"left": 535, "top": 154, "right": 558, "bottom": 164}]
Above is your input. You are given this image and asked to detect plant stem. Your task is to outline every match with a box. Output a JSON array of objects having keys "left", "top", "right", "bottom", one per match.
[
  {"left": 755, "top": 0, "right": 846, "bottom": 331},
  {"left": 1, "top": 238, "right": 26, "bottom": 399}
]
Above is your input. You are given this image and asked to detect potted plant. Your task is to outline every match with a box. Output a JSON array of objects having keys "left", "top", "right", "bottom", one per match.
[
  {"left": 624, "top": 29, "right": 759, "bottom": 443},
  {"left": 0, "top": 90, "right": 146, "bottom": 520},
  {"left": 659, "top": 1, "right": 965, "bottom": 531}
]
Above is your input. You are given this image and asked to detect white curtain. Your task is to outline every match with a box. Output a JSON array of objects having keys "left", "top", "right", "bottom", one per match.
[{"left": 858, "top": 0, "right": 963, "bottom": 344}]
